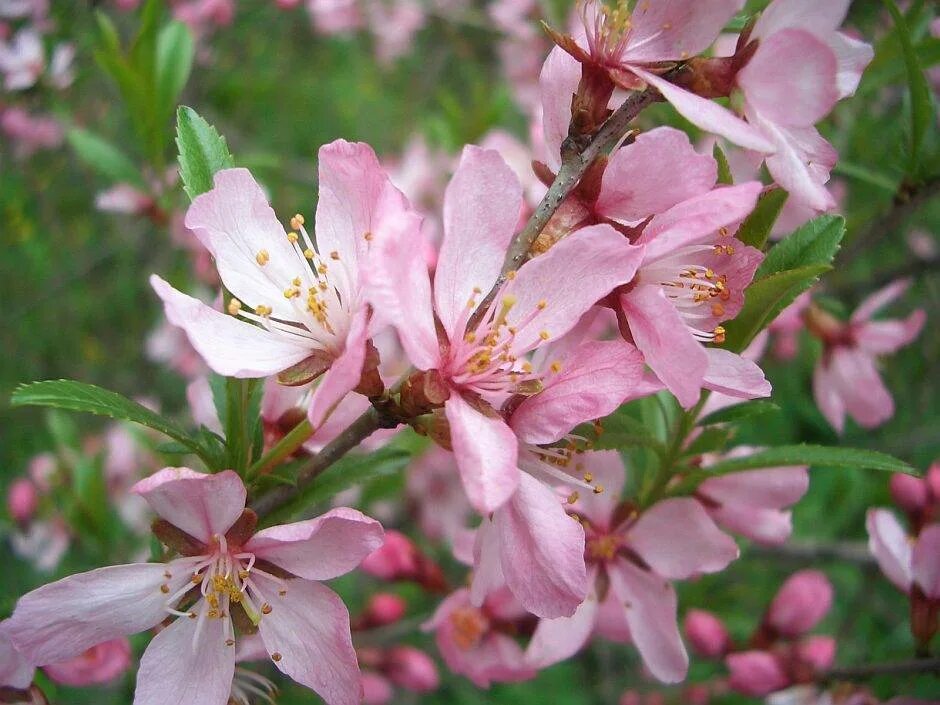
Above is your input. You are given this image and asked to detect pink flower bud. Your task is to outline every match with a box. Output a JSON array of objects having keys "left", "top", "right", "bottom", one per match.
[
  {"left": 360, "top": 531, "right": 419, "bottom": 580},
  {"left": 683, "top": 684, "right": 711, "bottom": 705},
  {"left": 767, "top": 570, "right": 833, "bottom": 637},
  {"left": 619, "top": 691, "right": 642, "bottom": 705},
  {"left": 889, "top": 474, "right": 929, "bottom": 514},
  {"left": 7, "top": 479, "right": 38, "bottom": 523},
  {"left": 361, "top": 671, "right": 393, "bottom": 705},
  {"left": 684, "top": 609, "right": 731, "bottom": 658},
  {"left": 795, "top": 636, "right": 836, "bottom": 671},
  {"left": 726, "top": 651, "right": 790, "bottom": 696},
  {"left": 926, "top": 462, "right": 940, "bottom": 503},
  {"left": 363, "top": 593, "right": 407, "bottom": 627},
  {"left": 27, "top": 453, "right": 56, "bottom": 492},
  {"left": 384, "top": 646, "right": 439, "bottom": 693},
  {"left": 43, "top": 638, "right": 132, "bottom": 686}
]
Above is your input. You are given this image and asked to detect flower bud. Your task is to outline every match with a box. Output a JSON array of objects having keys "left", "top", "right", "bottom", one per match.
[
  {"left": 43, "top": 638, "right": 132, "bottom": 686},
  {"left": 889, "top": 474, "right": 928, "bottom": 514},
  {"left": 683, "top": 684, "right": 711, "bottom": 705},
  {"left": 360, "top": 531, "right": 419, "bottom": 580},
  {"left": 361, "top": 671, "right": 393, "bottom": 705},
  {"left": 726, "top": 651, "right": 790, "bottom": 696},
  {"left": 384, "top": 646, "right": 439, "bottom": 693},
  {"left": 7, "top": 479, "right": 38, "bottom": 523},
  {"left": 618, "top": 691, "right": 641, "bottom": 705},
  {"left": 767, "top": 570, "right": 833, "bottom": 637},
  {"left": 684, "top": 610, "right": 731, "bottom": 658},
  {"left": 795, "top": 636, "right": 836, "bottom": 671},
  {"left": 360, "top": 593, "right": 407, "bottom": 628},
  {"left": 926, "top": 462, "right": 940, "bottom": 503}
]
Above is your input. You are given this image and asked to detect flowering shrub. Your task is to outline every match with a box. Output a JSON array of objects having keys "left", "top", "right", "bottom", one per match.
[{"left": 1, "top": 1, "right": 939, "bottom": 705}]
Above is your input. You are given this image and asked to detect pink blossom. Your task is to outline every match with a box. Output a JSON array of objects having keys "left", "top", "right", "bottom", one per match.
[
  {"left": 11, "top": 518, "right": 69, "bottom": 573},
  {"left": 726, "top": 650, "right": 790, "bottom": 696},
  {"left": 27, "top": 452, "right": 56, "bottom": 492},
  {"left": 766, "top": 570, "right": 833, "bottom": 637},
  {"left": 810, "top": 279, "right": 925, "bottom": 433},
  {"left": 889, "top": 473, "right": 929, "bottom": 516},
  {"left": 367, "top": 0, "right": 425, "bottom": 64},
  {"left": 42, "top": 638, "right": 132, "bottom": 686},
  {"left": 361, "top": 530, "right": 419, "bottom": 580},
  {"left": 7, "top": 467, "right": 384, "bottom": 705},
  {"left": 0, "top": 620, "right": 34, "bottom": 690},
  {"left": 7, "top": 478, "right": 37, "bottom": 523},
  {"left": 684, "top": 609, "right": 731, "bottom": 658},
  {"left": 1, "top": 107, "right": 63, "bottom": 157},
  {"left": 0, "top": 28, "right": 42, "bottom": 89},
  {"left": 406, "top": 446, "right": 473, "bottom": 541},
  {"left": 769, "top": 291, "right": 811, "bottom": 360},
  {"left": 866, "top": 509, "right": 940, "bottom": 599},
  {"left": 383, "top": 645, "right": 439, "bottom": 692},
  {"left": 307, "top": 0, "right": 362, "bottom": 33},
  {"left": 153, "top": 141, "right": 416, "bottom": 428},
  {"left": 95, "top": 183, "right": 154, "bottom": 215},
  {"left": 361, "top": 671, "right": 394, "bottom": 705},
  {"left": 423, "top": 587, "right": 536, "bottom": 688},
  {"left": 794, "top": 636, "right": 836, "bottom": 671},
  {"left": 356, "top": 593, "right": 407, "bottom": 628},
  {"left": 524, "top": 451, "right": 738, "bottom": 682}
]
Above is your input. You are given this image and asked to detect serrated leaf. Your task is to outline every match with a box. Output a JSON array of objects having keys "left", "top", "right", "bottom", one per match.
[
  {"left": 155, "top": 22, "right": 194, "bottom": 124},
  {"left": 735, "top": 188, "right": 788, "bottom": 250},
  {"left": 698, "top": 400, "right": 780, "bottom": 427},
  {"left": 67, "top": 128, "right": 147, "bottom": 189},
  {"left": 713, "top": 143, "right": 733, "bottom": 185},
  {"left": 756, "top": 215, "right": 845, "bottom": 278},
  {"left": 882, "top": 0, "right": 936, "bottom": 176},
  {"left": 682, "top": 426, "right": 733, "bottom": 457},
  {"left": 578, "top": 409, "right": 665, "bottom": 455},
  {"left": 176, "top": 106, "right": 234, "bottom": 199},
  {"left": 12, "top": 380, "right": 209, "bottom": 463}
]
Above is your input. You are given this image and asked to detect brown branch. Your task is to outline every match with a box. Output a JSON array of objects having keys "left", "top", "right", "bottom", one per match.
[
  {"left": 749, "top": 540, "right": 877, "bottom": 566},
  {"left": 819, "top": 656, "right": 940, "bottom": 682}
]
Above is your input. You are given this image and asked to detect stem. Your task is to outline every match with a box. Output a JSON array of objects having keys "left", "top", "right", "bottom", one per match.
[
  {"left": 642, "top": 394, "right": 707, "bottom": 507},
  {"left": 748, "top": 540, "right": 876, "bottom": 566},
  {"left": 250, "top": 407, "right": 386, "bottom": 518},
  {"left": 245, "top": 417, "right": 314, "bottom": 481},
  {"left": 819, "top": 656, "right": 940, "bottom": 682}
]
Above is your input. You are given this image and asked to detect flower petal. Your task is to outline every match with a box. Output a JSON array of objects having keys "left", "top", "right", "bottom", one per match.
[
  {"left": 569, "top": 450, "right": 628, "bottom": 530},
  {"left": 444, "top": 394, "right": 519, "bottom": 514},
  {"left": 829, "top": 347, "right": 894, "bottom": 429},
  {"left": 628, "top": 498, "right": 739, "bottom": 579},
  {"left": 702, "top": 348, "right": 771, "bottom": 399},
  {"left": 525, "top": 568, "right": 599, "bottom": 668},
  {"left": 700, "top": 467, "right": 809, "bottom": 510},
  {"left": 866, "top": 509, "right": 912, "bottom": 593},
  {"left": 624, "top": 0, "right": 744, "bottom": 62},
  {"left": 0, "top": 621, "right": 34, "bottom": 690},
  {"left": 760, "top": 121, "right": 837, "bottom": 212},
  {"left": 629, "top": 67, "right": 775, "bottom": 153},
  {"left": 258, "top": 580, "right": 361, "bottom": 705},
  {"left": 7, "top": 563, "right": 192, "bottom": 665},
  {"left": 151, "top": 275, "right": 313, "bottom": 378},
  {"left": 131, "top": 468, "right": 246, "bottom": 543},
  {"left": 493, "top": 473, "right": 587, "bottom": 618},
  {"left": 912, "top": 524, "right": 940, "bottom": 599},
  {"left": 850, "top": 278, "right": 911, "bottom": 324},
  {"left": 308, "top": 307, "right": 369, "bottom": 428},
  {"left": 539, "top": 46, "right": 581, "bottom": 170},
  {"left": 753, "top": 0, "right": 850, "bottom": 39},
  {"left": 510, "top": 340, "right": 644, "bottom": 444},
  {"left": 812, "top": 357, "right": 845, "bottom": 433},
  {"left": 708, "top": 504, "right": 795, "bottom": 545},
  {"left": 434, "top": 146, "right": 523, "bottom": 339},
  {"left": 133, "top": 605, "right": 234, "bottom": 705},
  {"left": 596, "top": 127, "right": 717, "bottom": 222},
  {"left": 246, "top": 507, "right": 384, "bottom": 581}
]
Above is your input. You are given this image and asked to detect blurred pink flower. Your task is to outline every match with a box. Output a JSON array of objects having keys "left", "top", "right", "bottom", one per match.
[
  {"left": 1, "top": 107, "right": 63, "bottom": 157},
  {"left": 43, "top": 638, "right": 132, "bottom": 686},
  {"left": 7, "top": 478, "right": 37, "bottom": 523},
  {"left": 684, "top": 609, "right": 731, "bottom": 658},
  {"left": 307, "top": 0, "right": 362, "bottom": 33},
  {"left": 766, "top": 570, "right": 833, "bottom": 637},
  {"left": 866, "top": 509, "right": 940, "bottom": 599},
  {"left": 0, "top": 28, "right": 42, "bottom": 89},
  {"left": 7, "top": 468, "right": 384, "bottom": 705},
  {"left": 726, "top": 650, "right": 790, "bottom": 696}
]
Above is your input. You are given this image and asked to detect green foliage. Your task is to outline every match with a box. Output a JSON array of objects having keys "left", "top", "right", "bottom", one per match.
[
  {"left": 175, "top": 106, "right": 235, "bottom": 198},
  {"left": 712, "top": 143, "right": 734, "bottom": 185},
  {"left": 698, "top": 400, "right": 780, "bottom": 427},
  {"left": 67, "top": 129, "right": 147, "bottom": 189},
  {"left": 735, "top": 188, "right": 788, "bottom": 250}
]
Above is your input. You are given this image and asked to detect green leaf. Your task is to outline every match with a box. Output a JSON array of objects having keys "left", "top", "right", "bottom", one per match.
[
  {"left": 578, "top": 409, "right": 665, "bottom": 455},
  {"left": 698, "top": 400, "right": 780, "bottom": 427},
  {"left": 713, "top": 143, "right": 734, "bottom": 185},
  {"left": 176, "top": 106, "right": 234, "bottom": 199},
  {"left": 67, "top": 128, "right": 147, "bottom": 189},
  {"left": 155, "top": 22, "right": 194, "bottom": 124},
  {"left": 735, "top": 188, "right": 789, "bottom": 250},
  {"left": 882, "top": 0, "right": 936, "bottom": 176},
  {"left": 672, "top": 444, "right": 917, "bottom": 495},
  {"left": 225, "top": 377, "right": 261, "bottom": 473},
  {"left": 757, "top": 215, "right": 845, "bottom": 279},
  {"left": 682, "top": 426, "right": 733, "bottom": 457},
  {"left": 12, "top": 380, "right": 210, "bottom": 463}
]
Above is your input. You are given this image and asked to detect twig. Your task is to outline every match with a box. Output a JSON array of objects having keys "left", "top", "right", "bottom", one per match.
[
  {"left": 749, "top": 540, "right": 876, "bottom": 566},
  {"left": 819, "top": 656, "right": 940, "bottom": 682}
]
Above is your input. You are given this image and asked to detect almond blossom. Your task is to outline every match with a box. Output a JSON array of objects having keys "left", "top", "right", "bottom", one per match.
[
  {"left": 6, "top": 467, "right": 384, "bottom": 705},
  {"left": 524, "top": 451, "right": 739, "bottom": 683},
  {"left": 152, "top": 140, "right": 417, "bottom": 427},
  {"left": 866, "top": 510, "right": 940, "bottom": 601}
]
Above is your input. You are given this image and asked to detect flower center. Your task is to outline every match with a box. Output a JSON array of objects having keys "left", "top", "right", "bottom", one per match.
[
  {"left": 587, "top": 533, "right": 621, "bottom": 562},
  {"left": 449, "top": 607, "right": 489, "bottom": 651}
]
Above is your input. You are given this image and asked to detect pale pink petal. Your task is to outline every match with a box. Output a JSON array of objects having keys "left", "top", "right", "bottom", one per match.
[
  {"left": 525, "top": 567, "right": 599, "bottom": 667},
  {"left": 851, "top": 279, "right": 912, "bottom": 324},
  {"left": 628, "top": 498, "right": 738, "bottom": 579},
  {"left": 150, "top": 275, "right": 313, "bottom": 377},
  {"left": 912, "top": 524, "right": 940, "bottom": 599},
  {"left": 829, "top": 347, "right": 894, "bottom": 429},
  {"left": 508, "top": 225, "right": 644, "bottom": 353},
  {"left": 187, "top": 377, "right": 222, "bottom": 434},
  {"left": 753, "top": 0, "right": 851, "bottom": 39},
  {"left": 623, "top": 0, "right": 744, "bottom": 62},
  {"left": 708, "top": 504, "right": 794, "bottom": 545},
  {"left": 184, "top": 168, "right": 299, "bottom": 321},
  {"left": 133, "top": 605, "right": 234, "bottom": 705},
  {"left": 759, "top": 120, "right": 837, "bottom": 212},
  {"left": 510, "top": 340, "right": 644, "bottom": 444},
  {"left": 493, "top": 472, "right": 587, "bottom": 618},
  {"left": 596, "top": 127, "right": 717, "bottom": 223},
  {"left": 700, "top": 466, "right": 809, "bottom": 509},
  {"left": 608, "top": 561, "right": 688, "bottom": 683},
  {"left": 258, "top": 580, "right": 361, "bottom": 705},
  {"left": 469, "top": 519, "right": 506, "bottom": 606},
  {"left": 539, "top": 46, "right": 581, "bottom": 170},
  {"left": 593, "top": 584, "right": 633, "bottom": 642},
  {"left": 828, "top": 32, "right": 873, "bottom": 99},
  {"left": 569, "top": 450, "right": 628, "bottom": 529},
  {"left": 444, "top": 394, "right": 519, "bottom": 514},
  {"left": 307, "top": 307, "right": 369, "bottom": 428},
  {"left": 246, "top": 507, "right": 384, "bottom": 581},
  {"left": 866, "top": 509, "right": 912, "bottom": 592},
  {"left": 812, "top": 358, "right": 845, "bottom": 433},
  {"left": 702, "top": 348, "right": 771, "bottom": 399},
  {"left": 131, "top": 468, "right": 245, "bottom": 542},
  {"left": 620, "top": 285, "right": 708, "bottom": 408},
  {"left": 434, "top": 146, "right": 523, "bottom": 338},
  {"left": 7, "top": 563, "right": 193, "bottom": 665},
  {"left": 0, "top": 621, "right": 34, "bottom": 689},
  {"left": 737, "top": 30, "right": 838, "bottom": 128},
  {"left": 629, "top": 67, "right": 775, "bottom": 153},
  {"left": 853, "top": 311, "right": 925, "bottom": 356},
  {"left": 363, "top": 210, "right": 440, "bottom": 370}
]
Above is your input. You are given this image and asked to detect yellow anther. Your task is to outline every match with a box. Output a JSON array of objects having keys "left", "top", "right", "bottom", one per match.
[
  {"left": 303, "top": 248, "right": 315, "bottom": 259},
  {"left": 583, "top": 472, "right": 594, "bottom": 483},
  {"left": 225, "top": 639, "right": 235, "bottom": 646},
  {"left": 505, "top": 270, "right": 517, "bottom": 280},
  {"left": 227, "top": 299, "right": 242, "bottom": 316},
  {"left": 705, "top": 268, "right": 715, "bottom": 279},
  {"left": 160, "top": 584, "right": 170, "bottom": 594},
  {"left": 593, "top": 484, "right": 605, "bottom": 494},
  {"left": 317, "top": 264, "right": 328, "bottom": 275},
  {"left": 272, "top": 652, "right": 282, "bottom": 662},
  {"left": 537, "top": 299, "right": 547, "bottom": 310},
  {"left": 718, "top": 227, "right": 729, "bottom": 237},
  {"left": 284, "top": 287, "right": 300, "bottom": 299},
  {"left": 256, "top": 304, "right": 272, "bottom": 316},
  {"left": 472, "top": 287, "right": 482, "bottom": 294},
  {"left": 330, "top": 250, "right": 340, "bottom": 260},
  {"left": 256, "top": 249, "right": 270, "bottom": 266},
  {"left": 464, "top": 332, "right": 476, "bottom": 343},
  {"left": 363, "top": 231, "right": 373, "bottom": 241},
  {"left": 567, "top": 491, "right": 580, "bottom": 504},
  {"left": 539, "top": 330, "right": 550, "bottom": 341},
  {"left": 292, "top": 276, "right": 302, "bottom": 286},
  {"left": 238, "top": 570, "right": 249, "bottom": 579},
  {"left": 287, "top": 231, "right": 299, "bottom": 243},
  {"left": 550, "top": 361, "right": 562, "bottom": 374},
  {"left": 192, "top": 573, "right": 203, "bottom": 584},
  {"left": 262, "top": 603, "right": 273, "bottom": 615},
  {"left": 521, "top": 361, "right": 533, "bottom": 374},
  {"left": 711, "top": 303, "right": 725, "bottom": 317},
  {"left": 290, "top": 214, "right": 305, "bottom": 230},
  {"left": 713, "top": 326, "right": 726, "bottom": 344},
  {"left": 207, "top": 609, "right": 220, "bottom": 619}
]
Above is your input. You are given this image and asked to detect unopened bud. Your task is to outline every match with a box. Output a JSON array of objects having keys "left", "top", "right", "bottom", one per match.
[
  {"left": 361, "top": 531, "right": 419, "bottom": 580},
  {"left": 767, "top": 570, "right": 833, "bottom": 637},
  {"left": 926, "top": 462, "right": 940, "bottom": 503},
  {"left": 684, "top": 609, "right": 731, "bottom": 658},
  {"left": 795, "top": 636, "right": 836, "bottom": 672},
  {"left": 726, "top": 651, "right": 790, "bottom": 696},
  {"left": 384, "top": 646, "right": 439, "bottom": 693},
  {"left": 361, "top": 671, "right": 393, "bottom": 705},
  {"left": 889, "top": 474, "right": 929, "bottom": 514},
  {"left": 7, "top": 478, "right": 38, "bottom": 523},
  {"left": 43, "top": 638, "right": 132, "bottom": 686},
  {"left": 359, "top": 593, "right": 407, "bottom": 628}
]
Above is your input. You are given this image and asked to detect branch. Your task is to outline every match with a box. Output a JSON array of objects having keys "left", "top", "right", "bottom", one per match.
[
  {"left": 749, "top": 540, "right": 876, "bottom": 566},
  {"left": 819, "top": 656, "right": 940, "bottom": 682}
]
